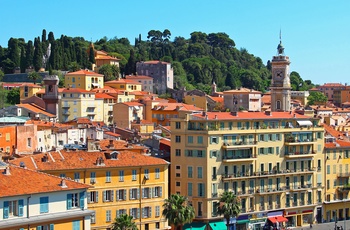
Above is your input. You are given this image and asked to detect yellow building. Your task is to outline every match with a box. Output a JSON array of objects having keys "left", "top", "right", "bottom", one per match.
[
  {"left": 19, "top": 83, "right": 42, "bottom": 101},
  {"left": 65, "top": 70, "right": 104, "bottom": 90},
  {"left": 59, "top": 88, "right": 104, "bottom": 122},
  {"left": 105, "top": 79, "right": 142, "bottom": 91},
  {"left": 183, "top": 93, "right": 208, "bottom": 111},
  {"left": 11, "top": 150, "right": 170, "bottom": 230},
  {"left": 170, "top": 111, "right": 325, "bottom": 229},
  {"left": 95, "top": 93, "right": 116, "bottom": 126},
  {"left": 0, "top": 164, "right": 92, "bottom": 230},
  {"left": 323, "top": 124, "right": 350, "bottom": 224}
]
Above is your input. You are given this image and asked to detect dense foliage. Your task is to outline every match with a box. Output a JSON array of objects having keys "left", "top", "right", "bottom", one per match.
[{"left": 0, "top": 29, "right": 315, "bottom": 92}]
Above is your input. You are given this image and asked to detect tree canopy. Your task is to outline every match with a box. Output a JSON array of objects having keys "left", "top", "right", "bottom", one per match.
[
  {"left": 112, "top": 214, "right": 137, "bottom": 230},
  {"left": 217, "top": 191, "right": 241, "bottom": 230},
  {"left": 307, "top": 91, "right": 328, "bottom": 105}
]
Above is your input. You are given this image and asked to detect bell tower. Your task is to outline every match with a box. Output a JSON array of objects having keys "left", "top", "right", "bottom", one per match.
[
  {"left": 270, "top": 33, "right": 291, "bottom": 112},
  {"left": 42, "top": 75, "right": 61, "bottom": 116}
]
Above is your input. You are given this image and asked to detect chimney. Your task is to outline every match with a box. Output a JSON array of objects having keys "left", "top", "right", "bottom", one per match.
[
  {"left": 60, "top": 179, "right": 67, "bottom": 188},
  {"left": 214, "top": 115, "right": 218, "bottom": 119},
  {"left": 109, "top": 139, "right": 114, "bottom": 149},
  {"left": 4, "top": 167, "right": 10, "bottom": 175},
  {"left": 293, "top": 114, "right": 296, "bottom": 118},
  {"left": 230, "top": 111, "right": 238, "bottom": 117},
  {"left": 265, "top": 110, "right": 272, "bottom": 116}
]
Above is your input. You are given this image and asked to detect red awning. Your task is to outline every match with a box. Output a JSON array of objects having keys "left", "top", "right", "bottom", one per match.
[{"left": 268, "top": 216, "right": 288, "bottom": 223}]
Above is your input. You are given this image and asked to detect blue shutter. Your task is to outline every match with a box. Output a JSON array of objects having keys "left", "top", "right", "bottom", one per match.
[
  {"left": 50, "top": 224, "right": 54, "bottom": 230},
  {"left": 18, "top": 199, "right": 24, "bottom": 217},
  {"left": 3, "top": 201, "right": 9, "bottom": 219},
  {"left": 67, "top": 194, "right": 72, "bottom": 210},
  {"left": 37, "top": 227, "right": 42, "bottom": 230},
  {"left": 40, "top": 197, "right": 48, "bottom": 213},
  {"left": 103, "top": 190, "right": 106, "bottom": 202},
  {"left": 79, "top": 192, "right": 85, "bottom": 209}
]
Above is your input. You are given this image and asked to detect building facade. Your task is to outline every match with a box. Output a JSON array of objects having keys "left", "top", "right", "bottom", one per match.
[
  {"left": 65, "top": 70, "right": 104, "bottom": 90},
  {"left": 223, "top": 88, "right": 262, "bottom": 112},
  {"left": 170, "top": 111, "right": 325, "bottom": 229}
]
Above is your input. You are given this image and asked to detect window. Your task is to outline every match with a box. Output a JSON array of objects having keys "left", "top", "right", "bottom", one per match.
[
  {"left": 88, "top": 191, "right": 99, "bottom": 203},
  {"left": 198, "top": 167, "right": 203, "bottom": 178},
  {"left": 116, "top": 209, "right": 127, "bottom": 218},
  {"left": 116, "top": 189, "right": 127, "bottom": 201},
  {"left": 130, "top": 208, "right": 140, "bottom": 219},
  {"left": 74, "top": 172, "right": 80, "bottom": 182},
  {"left": 154, "top": 186, "right": 163, "bottom": 197},
  {"left": 27, "top": 138, "right": 32, "bottom": 147},
  {"left": 175, "top": 149, "right": 181, "bottom": 156},
  {"left": 90, "top": 172, "right": 96, "bottom": 184},
  {"left": 67, "top": 192, "right": 85, "bottom": 210},
  {"left": 144, "top": 169, "right": 149, "bottom": 179},
  {"left": 155, "top": 206, "right": 160, "bottom": 217},
  {"left": 142, "top": 206, "right": 152, "bottom": 218},
  {"left": 197, "top": 136, "right": 203, "bottom": 144},
  {"left": 198, "top": 183, "right": 205, "bottom": 197},
  {"left": 119, "top": 170, "right": 124, "bottom": 182},
  {"left": 40, "top": 197, "right": 49, "bottom": 213},
  {"left": 103, "top": 190, "right": 114, "bottom": 202},
  {"left": 210, "top": 136, "right": 218, "bottom": 144},
  {"left": 175, "top": 136, "right": 181, "bottom": 143},
  {"left": 60, "top": 173, "right": 66, "bottom": 178},
  {"left": 188, "top": 183, "right": 193, "bottom": 196},
  {"left": 327, "top": 165, "right": 330, "bottom": 174},
  {"left": 155, "top": 168, "right": 160, "bottom": 179},
  {"left": 176, "top": 181, "right": 181, "bottom": 186},
  {"left": 132, "top": 170, "right": 137, "bottom": 181},
  {"left": 130, "top": 188, "right": 140, "bottom": 200},
  {"left": 197, "top": 150, "right": 204, "bottom": 157},
  {"left": 188, "top": 136, "right": 193, "bottom": 143},
  {"left": 142, "top": 187, "right": 151, "bottom": 198},
  {"left": 37, "top": 224, "right": 55, "bottom": 230},
  {"left": 91, "top": 212, "right": 96, "bottom": 224},
  {"left": 188, "top": 166, "right": 193, "bottom": 178},
  {"left": 210, "top": 150, "right": 218, "bottom": 158},
  {"left": 106, "top": 210, "right": 111, "bottom": 222},
  {"left": 175, "top": 122, "right": 181, "bottom": 129},
  {"left": 106, "top": 171, "right": 111, "bottom": 182},
  {"left": 3, "top": 199, "right": 23, "bottom": 218}
]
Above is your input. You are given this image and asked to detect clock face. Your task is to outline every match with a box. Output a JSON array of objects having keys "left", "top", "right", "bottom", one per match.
[{"left": 277, "top": 71, "right": 283, "bottom": 78}]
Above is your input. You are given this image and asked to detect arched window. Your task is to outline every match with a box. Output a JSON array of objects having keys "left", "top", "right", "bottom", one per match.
[{"left": 276, "top": 100, "right": 281, "bottom": 110}]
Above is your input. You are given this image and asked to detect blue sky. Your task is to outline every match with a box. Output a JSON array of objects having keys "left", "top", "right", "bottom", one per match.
[{"left": 1, "top": 0, "right": 350, "bottom": 85}]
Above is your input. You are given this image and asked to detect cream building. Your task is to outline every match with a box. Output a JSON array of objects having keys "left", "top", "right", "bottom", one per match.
[{"left": 170, "top": 111, "right": 325, "bottom": 229}]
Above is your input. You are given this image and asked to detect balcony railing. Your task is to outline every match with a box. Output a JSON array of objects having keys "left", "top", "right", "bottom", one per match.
[
  {"left": 259, "top": 205, "right": 265, "bottom": 211},
  {"left": 62, "top": 104, "right": 70, "bottom": 108},
  {"left": 285, "top": 137, "right": 315, "bottom": 144},
  {"left": 285, "top": 203, "right": 290, "bottom": 208},
  {"left": 275, "top": 204, "right": 281, "bottom": 209},
  {"left": 337, "top": 184, "right": 350, "bottom": 191},
  {"left": 285, "top": 151, "right": 316, "bottom": 158},
  {"left": 222, "top": 154, "right": 257, "bottom": 161},
  {"left": 222, "top": 141, "right": 257, "bottom": 148},
  {"left": 338, "top": 173, "right": 350, "bottom": 178}
]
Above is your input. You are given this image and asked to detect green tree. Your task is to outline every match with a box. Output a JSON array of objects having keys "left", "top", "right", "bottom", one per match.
[
  {"left": 68, "top": 61, "right": 81, "bottom": 72},
  {"left": 217, "top": 191, "right": 241, "bottom": 230},
  {"left": 125, "top": 49, "right": 136, "bottom": 75},
  {"left": 7, "top": 38, "right": 21, "bottom": 67},
  {"left": 162, "top": 194, "right": 195, "bottom": 230},
  {"left": 1, "top": 58, "right": 15, "bottom": 74},
  {"left": 33, "top": 37, "right": 43, "bottom": 71},
  {"left": 0, "top": 86, "right": 7, "bottom": 108},
  {"left": 27, "top": 71, "right": 41, "bottom": 84},
  {"left": 88, "top": 46, "right": 95, "bottom": 66},
  {"left": 0, "top": 70, "right": 4, "bottom": 82},
  {"left": 111, "top": 214, "right": 137, "bottom": 230},
  {"left": 99, "top": 64, "right": 119, "bottom": 81},
  {"left": 7, "top": 88, "right": 20, "bottom": 105},
  {"left": 307, "top": 91, "right": 328, "bottom": 105}
]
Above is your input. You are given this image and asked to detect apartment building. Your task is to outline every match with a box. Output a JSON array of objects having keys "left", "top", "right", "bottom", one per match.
[
  {"left": 11, "top": 150, "right": 169, "bottom": 230},
  {"left": 0, "top": 163, "right": 92, "bottom": 230},
  {"left": 170, "top": 111, "right": 325, "bottom": 229},
  {"left": 65, "top": 70, "right": 104, "bottom": 90},
  {"left": 323, "top": 124, "right": 350, "bottom": 223}
]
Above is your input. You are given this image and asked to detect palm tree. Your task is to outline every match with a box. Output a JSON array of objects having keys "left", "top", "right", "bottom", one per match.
[
  {"left": 162, "top": 194, "right": 195, "bottom": 230},
  {"left": 27, "top": 71, "right": 40, "bottom": 84},
  {"left": 217, "top": 191, "right": 241, "bottom": 230},
  {"left": 111, "top": 214, "right": 137, "bottom": 230}
]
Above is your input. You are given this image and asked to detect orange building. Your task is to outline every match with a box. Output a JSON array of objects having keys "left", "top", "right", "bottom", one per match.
[{"left": 0, "top": 126, "right": 16, "bottom": 154}]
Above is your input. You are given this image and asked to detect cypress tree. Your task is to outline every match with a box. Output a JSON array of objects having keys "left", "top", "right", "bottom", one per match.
[
  {"left": 7, "top": 38, "right": 20, "bottom": 67},
  {"left": 33, "top": 37, "right": 43, "bottom": 71},
  {"left": 88, "top": 46, "right": 95, "bottom": 65},
  {"left": 25, "top": 40, "right": 34, "bottom": 69}
]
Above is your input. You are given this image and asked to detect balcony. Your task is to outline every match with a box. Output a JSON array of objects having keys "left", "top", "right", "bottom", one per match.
[
  {"left": 62, "top": 111, "right": 70, "bottom": 115},
  {"left": 259, "top": 205, "right": 265, "bottom": 211},
  {"left": 284, "top": 136, "right": 315, "bottom": 145},
  {"left": 87, "top": 104, "right": 96, "bottom": 108},
  {"left": 300, "top": 200, "right": 305, "bottom": 206},
  {"left": 338, "top": 173, "right": 350, "bottom": 178},
  {"left": 267, "top": 205, "right": 273, "bottom": 210},
  {"left": 285, "top": 203, "right": 290, "bottom": 208},
  {"left": 275, "top": 204, "right": 281, "bottom": 209},
  {"left": 284, "top": 151, "right": 316, "bottom": 158},
  {"left": 62, "top": 104, "right": 70, "bottom": 108},
  {"left": 222, "top": 141, "right": 257, "bottom": 149},
  {"left": 290, "top": 184, "right": 312, "bottom": 191},
  {"left": 241, "top": 208, "right": 247, "bottom": 213},
  {"left": 222, "top": 153, "right": 257, "bottom": 163},
  {"left": 337, "top": 184, "right": 350, "bottom": 191}
]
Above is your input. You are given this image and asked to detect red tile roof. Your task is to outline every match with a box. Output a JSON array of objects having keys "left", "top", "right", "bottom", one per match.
[
  {"left": 17, "top": 103, "right": 55, "bottom": 118},
  {"left": 25, "top": 120, "right": 72, "bottom": 128},
  {"left": 104, "top": 131, "right": 121, "bottom": 137},
  {"left": 223, "top": 88, "right": 261, "bottom": 94},
  {"left": 95, "top": 93, "right": 115, "bottom": 99},
  {"left": 20, "top": 83, "right": 42, "bottom": 88},
  {"left": 141, "top": 61, "right": 170, "bottom": 65},
  {"left": 153, "top": 103, "right": 203, "bottom": 111},
  {"left": 65, "top": 70, "right": 103, "bottom": 76},
  {"left": 322, "top": 123, "right": 344, "bottom": 138},
  {"left": 95, "top": 56, "right": 120, "bottom": 61},
  {"left": 209, "top": 96, "right": 224, "bottom": 104},
  {"left": 105, "top": 79, "right": 142, "bottom": 84},
  {"left": 122, "top": 102, "right": 143, "bottom": 106},
  {"left": 61, "top": 88, "right": 93, "bottom": 93},
  {"left": 159, "top": 139, "right": 171, "bottom": 147},
  {"left": 0, "top": 165, "right": 90, "bottom": 197},
  {"left": 10, "top": 150, "right": 168, "bottom": 171}
]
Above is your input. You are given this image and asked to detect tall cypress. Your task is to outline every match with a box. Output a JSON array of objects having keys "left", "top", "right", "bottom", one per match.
[
  {"left": 33, "top": 37, "right": 43, "bottom": 71},
  {"left": 25, "top": 40, "right": 34, "bottom": 69},
  {"left": 7, "top": 38, "right": 20, "bottom": 67}
]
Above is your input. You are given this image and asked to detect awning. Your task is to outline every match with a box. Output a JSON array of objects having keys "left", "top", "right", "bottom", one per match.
[
  {"left": 209, "top": 221, "right": 227, "bottom": 230},
  {"left": 297, "top": 120, "right": 313, "bottom": 126},
  {"left": 268, "top": 216, "right": 288, "bottom": 223},
  {"left": 183, "top": 222, "right": 206, "bottom": 230},
  {"left": 237, "top": 219, "right": 250, "bottom": 224},
  {"left": 91, "top": 83, "right": 100, "bottom": 87}
]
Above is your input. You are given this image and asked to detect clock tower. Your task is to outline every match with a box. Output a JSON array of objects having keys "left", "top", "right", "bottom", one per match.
[{"left": 270, "top": 36, "right": 291, "bottom": 112}]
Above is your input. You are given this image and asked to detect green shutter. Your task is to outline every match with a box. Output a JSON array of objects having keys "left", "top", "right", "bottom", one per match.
[
  {"left": 18, "top": 199, "right": 24, "bottom": 217},
  {"left": 79, "top": 192, "right": 85, "bottom": 209},
  {"left": 67, "top": 194, "right": 72, "bottom": 210},
  {"left": 50, "top": 224, "right": 54, "bottom": 230},
  {"left": 3, "top": 201, "right": 9, "bottom": 219}
]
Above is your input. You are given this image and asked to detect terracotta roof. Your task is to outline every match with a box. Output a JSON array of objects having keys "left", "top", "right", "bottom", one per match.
[
  {"left": 104, "top": 131, "right": 121, "bottom": 137},
  {"left": 105, "top": 79, "right": 142, "bottom": 84},
  {"left": 191, "top": 111, "right": 312, "bottom": 120},
  {"left": 36, "top": 88, "right": 64, "bottom": 94},
  {"left": 159, "top": 139, "right": 171, "bottom": 146},
  {"left": 322, "top": 123, "right": 344, "bottom": 139},
  {"left": 125, "top": 75, "right": 153, "bottom": 80},
  {"left": 141, "top": 61, "right": 170, "bottom": 65},
  {"left": 90, "top": 86, "right": 119, "bottom": 94},
  {"left": 122, "top": 102, "right": 143, "bottom": 106},
  {"left": 20, "top": 83, "right": 42, "bottom": 88},
  {"left": 95, "top": 56, "right": 120, "bottom": 61},
  {"left": 223, "top": 88, "right": 261, "bottom": 94},
  {"left": 325, "top": 140, "right": 350, "bottom": 148},
  {"left": 25, "top": 120, "right": 72, "bottom": 128},
  {"left": 11, "top": 150, "right": 168, "bottom": 171},
  {"left": 261, "top": 94, "right": 271, "bottom": 104},
  {"left": 319, "top": 83, "right": 345, "bottom": 87},
  {"left": 17, "top": 103, "right": 55, "bottom": 118},
  {"left": 153, "top": 103, "right": 203, "bottom": 111},
  {"left": 65, "top": 70, "right": 103, "bottom": 76},
  {"left": 209, "top": 96, "right": 224, "bottom": 104},
  {"left": 95, "top": 93, "right": 115, "bottom": 99},
  {"left": 0, "top": 164, "right": 90, "bottom": 197},
  {"left": 61, "top": 88, "right": 93, "bottom": 93},
  {"left": 2, "top": 83, "right": 22, "bottom": 87}
]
